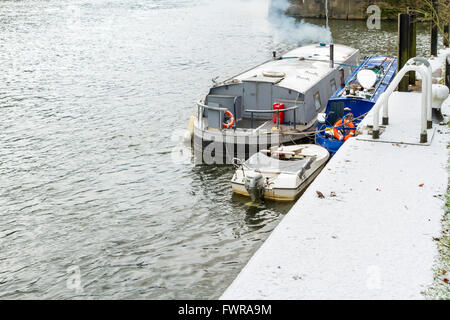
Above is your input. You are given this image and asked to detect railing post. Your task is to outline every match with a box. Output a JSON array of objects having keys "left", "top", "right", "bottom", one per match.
[
  {"left": 197, "top": 104, "right": 200, "bottom": 130},
  {"left": 421, "top": 66, "right": 428, "bottom": 143},
  {"left": 233, "top": 97, "right": 237, "bottom": 130},
  {"left": 381, "top": 89, "right": 392, "bottom": 128},
  {"left": 201, "top": 105, "right": 204, "bottom": 131},
  {"left": 276, "top": 110, "right": 280, "bottom": 129},
  {"left": 382, "top": 99, "right": 389, "bottom": 125},
  {"left": 409, "top": 58, "right": 433, "bottom": 129},
  {"left": 293, "top": 108, "right": 296, "bottom": 130},
  {"left": 420, "top": 132, "right": 427, "bottom": 143},
  {"left": 372, "top": 128, "right": 380, "bottom": 139},
  {"left": 425, "top": 64, "right": 432, "bottom": 129},
  {"left": 251, "top": 112, "right": 254, "bottom": 129}
]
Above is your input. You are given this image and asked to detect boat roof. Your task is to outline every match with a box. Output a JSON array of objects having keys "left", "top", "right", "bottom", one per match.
[
  {"left": 330, "top": 55, "right": 398, "bottom": 103},
  {"left": 230, "top": 43, "right": 359, "bottom": 93}
]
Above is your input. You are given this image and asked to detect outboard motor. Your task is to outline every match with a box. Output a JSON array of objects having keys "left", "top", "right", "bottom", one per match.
[{"left": 244, "top": 171, "right": 265, "bottom": 202}]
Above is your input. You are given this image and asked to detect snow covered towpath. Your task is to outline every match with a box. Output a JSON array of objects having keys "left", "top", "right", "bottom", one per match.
[{"left": 221, "top": 55, "right": 449, "bottom": 300}]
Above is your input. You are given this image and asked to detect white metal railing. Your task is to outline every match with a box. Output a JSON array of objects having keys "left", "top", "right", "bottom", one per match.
[
  {"left": 372, "top": 57, "right": 432, "bottom": 143},
  {"left": 408, "top": 57, "right": 432, "bottom": 128},
  {"left": 196, "top": 100, "right": 228, "bottom": 131},
  {"left": 244, "top": 105, "right": 300, "bottom": 129},
  {"left": 197, "top": 100, "right": 302, "bottom": 131}
]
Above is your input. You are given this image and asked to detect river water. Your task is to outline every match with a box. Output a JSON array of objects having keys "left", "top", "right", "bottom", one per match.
[{"left": 0, "top": 0, "right": 441, "bottom": 299}]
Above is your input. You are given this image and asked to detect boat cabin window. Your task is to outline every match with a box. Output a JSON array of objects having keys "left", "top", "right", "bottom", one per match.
[
  {"left": 330, "top": 79, "right": 337, "bottom": 92},
  {"left": 314, "top": 91, "right": 321, "bottom": 110}
]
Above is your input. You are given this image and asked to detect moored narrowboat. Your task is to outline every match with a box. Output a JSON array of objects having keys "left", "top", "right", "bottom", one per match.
[
  {"left": 315, "top": 56, "right": 398, "bottom": 155},
  {"left": 190, "top": 43, "right": 360, "bottom": 164}
]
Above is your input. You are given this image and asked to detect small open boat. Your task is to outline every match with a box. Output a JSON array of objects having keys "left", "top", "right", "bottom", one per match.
[{"left": 231, "top": 145, "right": 329, "bottom": 202}]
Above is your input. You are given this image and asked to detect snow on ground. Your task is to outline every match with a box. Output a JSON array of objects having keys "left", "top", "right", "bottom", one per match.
[
  {"left": 411, "top": 48, "right": 449, "bottom": 85},
  {"left": 221, "top": 53, "right": 449, "bottom": 300},
  {"left": 430, "top": 48, "right": 450, "bottom": 76}
]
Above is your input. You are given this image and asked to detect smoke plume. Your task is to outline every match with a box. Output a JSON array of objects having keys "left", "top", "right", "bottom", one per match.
[{"left": 268, "top": 0, "right": 332, "bottom": 44}]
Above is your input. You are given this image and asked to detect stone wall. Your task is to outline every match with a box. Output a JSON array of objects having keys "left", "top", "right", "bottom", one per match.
[{"left": 287, "top": 0, "right": 403, "bottom": 20}]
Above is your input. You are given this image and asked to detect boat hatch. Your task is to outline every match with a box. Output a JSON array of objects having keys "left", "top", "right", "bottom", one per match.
[{"left": 242, "top": 75, "right": 284, "bottom": 84}]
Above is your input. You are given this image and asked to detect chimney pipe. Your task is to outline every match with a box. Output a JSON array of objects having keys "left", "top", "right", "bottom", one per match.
[{"left": 329, "top": 43, "right": 334, "bottom": 68}]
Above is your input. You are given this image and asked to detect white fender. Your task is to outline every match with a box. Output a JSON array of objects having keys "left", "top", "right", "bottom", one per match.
[{"left": 432, "top": 84, "right": 449, "bottom": 109}]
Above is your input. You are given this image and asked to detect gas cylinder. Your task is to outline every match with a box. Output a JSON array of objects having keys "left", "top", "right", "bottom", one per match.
[{"left": 272, "top": 103, "right": 285, "bottom": 124}]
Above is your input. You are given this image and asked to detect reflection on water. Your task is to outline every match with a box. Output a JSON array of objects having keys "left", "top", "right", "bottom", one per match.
[{"left": 0, "top": 0, "right": 443, "bottom": 299}]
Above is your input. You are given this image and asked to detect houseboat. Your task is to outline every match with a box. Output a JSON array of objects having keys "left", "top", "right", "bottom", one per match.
[{"left": 315, "top": 56, "right": 398, "bottom": 155}]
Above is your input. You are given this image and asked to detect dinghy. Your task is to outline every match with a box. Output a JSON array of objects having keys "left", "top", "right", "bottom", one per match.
[{"left": 231, "top": 145, "right": 329, "bottom": 202}]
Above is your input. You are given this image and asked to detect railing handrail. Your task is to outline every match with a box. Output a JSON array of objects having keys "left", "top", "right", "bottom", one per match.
[
  {"left": 244, "top": 105, "right": 300, "bottom": 114},
  {"left": 196, "top": 100, "right": 301, "bottom": 131},
  {"left": 372, "top": 57, "right": 432, "bottom": 143},
  {"left": 196, "top": 100, "right": 228, "bottom": 112},
  {"left": 196, "top": 100, "right": 229, "bottom": 131},
  {"left": 382, "top": 64, "right": 429, "bottom": 125}
]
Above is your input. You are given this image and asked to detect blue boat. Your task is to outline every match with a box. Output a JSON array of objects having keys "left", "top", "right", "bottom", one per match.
[{"left": 315, "top": 56, "right": 398, "bottom": 155}]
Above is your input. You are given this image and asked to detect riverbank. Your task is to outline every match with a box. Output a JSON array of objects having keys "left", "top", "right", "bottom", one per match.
[
  {"left": 221, "top": 51, "right": 450, "bottom": 299},
  {"left": 424, "top": 49, "right": 450, "bottom": 299}
]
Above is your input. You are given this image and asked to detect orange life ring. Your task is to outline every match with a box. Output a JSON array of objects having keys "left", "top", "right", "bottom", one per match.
[
  {"left": 333, "top": 119, "right": 355, "bottom": 141},
  {"left": 223, "top": 110, "right": 235, "bottom": 129}
]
